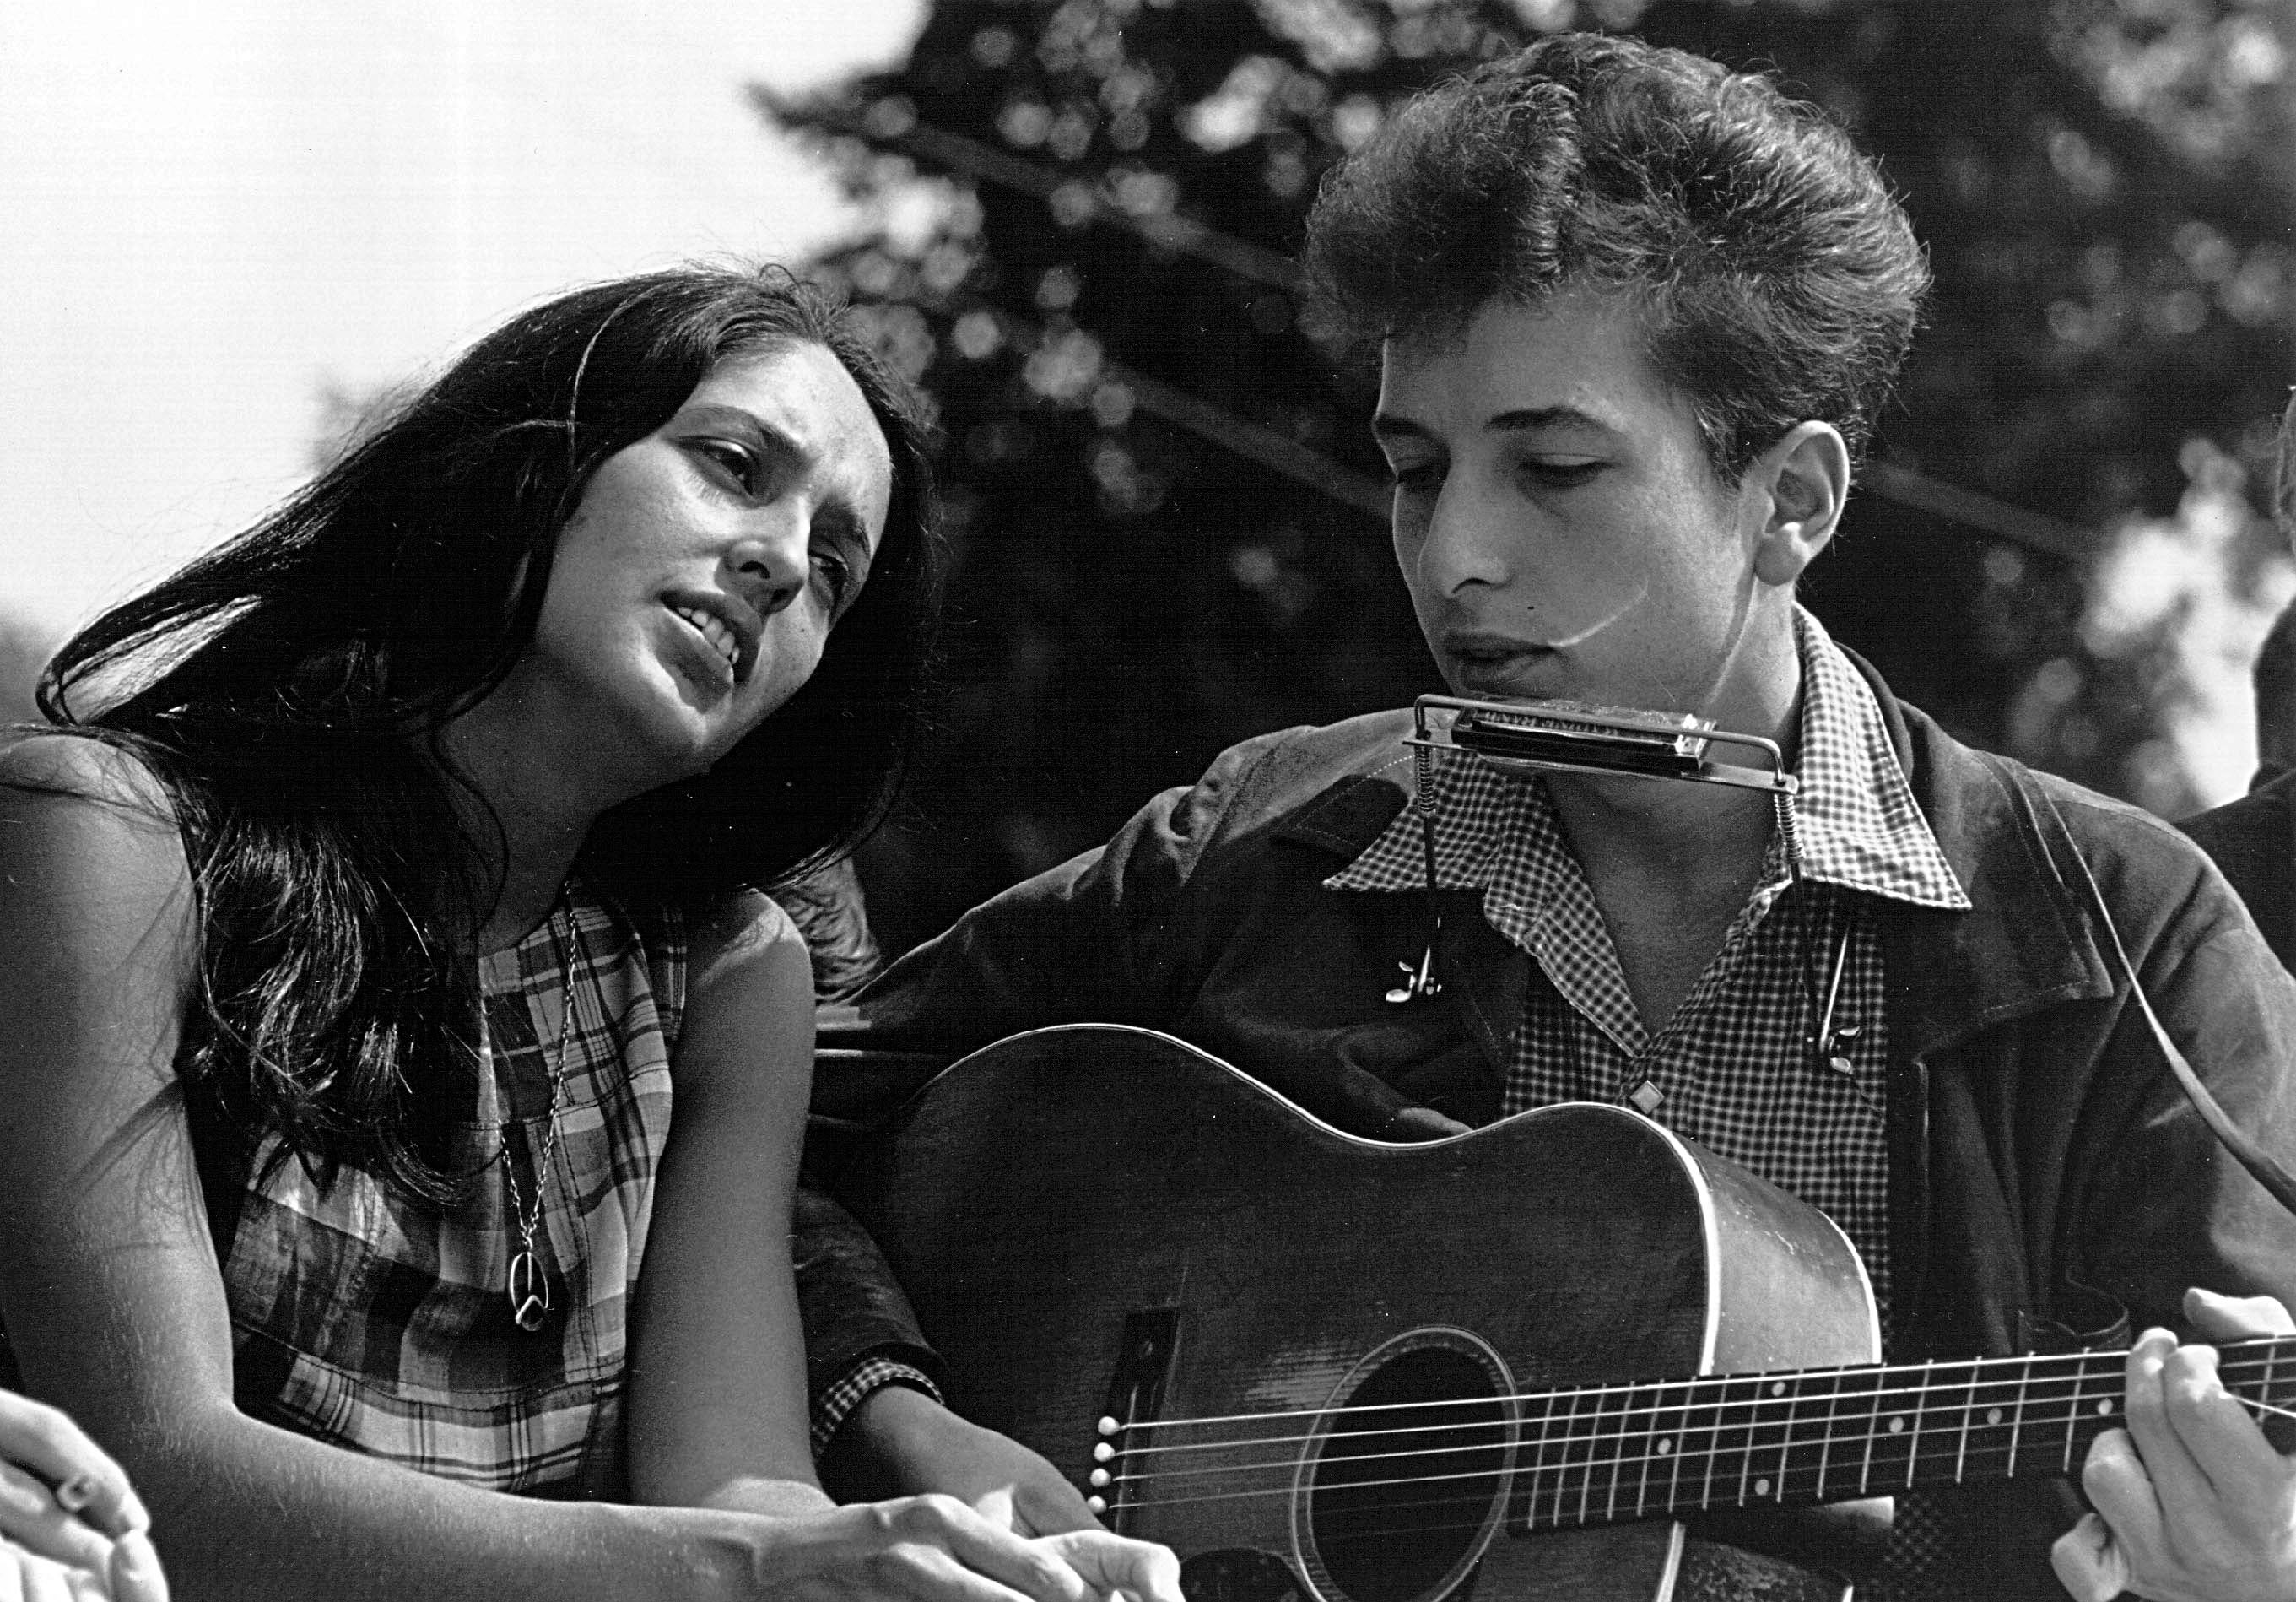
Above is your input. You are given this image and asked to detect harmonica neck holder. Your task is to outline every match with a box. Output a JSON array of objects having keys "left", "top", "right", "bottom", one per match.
[
  {"left": 1390, "top": 695, "right": 1855, "bottom": 1074},
  {"left": 1406, "top": 694, "right": 1797, "bottom": 798}
]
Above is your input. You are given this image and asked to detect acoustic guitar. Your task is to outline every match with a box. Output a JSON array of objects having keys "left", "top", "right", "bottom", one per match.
[{"left": 832, "top": 1025, "right": 2295, "bottom": 1602}]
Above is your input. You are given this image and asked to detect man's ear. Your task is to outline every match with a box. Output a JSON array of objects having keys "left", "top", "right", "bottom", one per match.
[{"left": 1746, "top": 421, "right": 1851, "bottom": 587}]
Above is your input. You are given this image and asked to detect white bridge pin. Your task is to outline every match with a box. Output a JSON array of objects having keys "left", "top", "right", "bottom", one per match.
[
  {"left": 1094, "top": 1442, "right": 1115, "bottom": 1463},
  {"left": 1098, "top": 1416, "right": 1120, "bottom": 1436},
  {"left": 1089, "top": 1469, "right": 1111, "bottom": 1489}
]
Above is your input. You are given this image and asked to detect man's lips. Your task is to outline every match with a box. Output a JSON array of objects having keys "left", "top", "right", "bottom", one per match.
[{"left": 1440, "top": 632, "right": 1561, "bottom": 695}]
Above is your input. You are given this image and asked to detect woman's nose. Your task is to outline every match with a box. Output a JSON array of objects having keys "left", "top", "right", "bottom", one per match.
[{"left": 726, "top": 519, "right": 808, "bottom": 617}]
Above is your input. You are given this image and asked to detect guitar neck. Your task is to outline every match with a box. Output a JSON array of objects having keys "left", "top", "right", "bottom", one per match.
[{"left": 1515, "top": 1336, "right": 2296, "bottom": 1532}]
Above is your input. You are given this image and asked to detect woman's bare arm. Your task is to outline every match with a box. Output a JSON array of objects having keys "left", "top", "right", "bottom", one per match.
[
  {"left": 630, "top": 896, "right": 1183, "bottom": 1602},
  {"left": 0, "top": 739, "right": 1177, "bottom": 1602},
  {"left": 0, "top": 736, "right": 797, "bottom": 1599},
  {"left": 629, "top": 895, "right": 824, "bottom": 1512}
]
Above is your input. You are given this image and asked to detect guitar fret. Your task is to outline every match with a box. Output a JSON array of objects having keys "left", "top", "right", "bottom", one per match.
[
  {"left": 2007, "top": 1354, "right": 2031, "bottom": 1475},
  {"left": 1855, "top": 1364, "right": 1883, "bottom": 1498},
  {"left": 2065, "top": 1357, "right": 2098, "bottom": 1468},
  {"left": 1522, "top": 1383, "right": 1559, "bottom": 1531},
  {"left": 1656, "top": 1377, "right": 1688, "bottom": 1520},
  {"left": 1571, "top": 1381, "right": 1597, "bottom": 1527},
  {"left": 1905, "top": 1360, "right": 1932, "bottom": 1488},
  {"left": 1808, "top": 1365, "right": 1837, "bottom": 1503},
  {"left": 1601, "top": 1384, "right": 1624, "bottom": 1525},
  {"left": 1769, "top": 1377, "right": 1794, "bottom": 1504},
  {"left": 1732, "top": 1373, "right": 1762, "bottom": 1507},
  {"left": 1951, "top": 1360, "right": 1975, "bottom": 1483}
]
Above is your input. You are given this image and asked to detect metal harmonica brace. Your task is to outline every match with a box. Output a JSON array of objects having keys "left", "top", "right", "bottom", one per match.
[{"left": 1406, "top": 694, "right": 1797, "bottom": 797}]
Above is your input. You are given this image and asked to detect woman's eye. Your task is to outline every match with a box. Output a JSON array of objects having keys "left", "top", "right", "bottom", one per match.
[
  {"left": 690, "top": 439, "right": 759, "bottom": 492},
  {"left": 813, "top": 549, "right": 860, "bottom": 617}
]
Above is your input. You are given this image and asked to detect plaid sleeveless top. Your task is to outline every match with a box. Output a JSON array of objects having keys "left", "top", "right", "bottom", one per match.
[{"left": 220, "top": 883, "right": 690, "bottom": 1497}]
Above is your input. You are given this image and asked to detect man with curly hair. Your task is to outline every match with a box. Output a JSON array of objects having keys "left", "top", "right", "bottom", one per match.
[{"left": 804, "top": 34, "right": 2296, "bottom": 1601}]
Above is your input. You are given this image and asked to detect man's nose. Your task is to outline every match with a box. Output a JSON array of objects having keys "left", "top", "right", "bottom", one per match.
[{"left": 1416, "top": 474, "right": 1513, "bottom": 595}]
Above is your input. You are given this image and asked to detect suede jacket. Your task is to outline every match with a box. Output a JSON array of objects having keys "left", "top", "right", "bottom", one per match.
[{"left": 802, "top": 655, "right": 2296, "bottom": 1596}]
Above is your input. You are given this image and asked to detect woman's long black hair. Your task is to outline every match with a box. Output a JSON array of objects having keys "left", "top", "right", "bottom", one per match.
[{"left": 36, "top": 264, "right": 942, "bottom": 1204}]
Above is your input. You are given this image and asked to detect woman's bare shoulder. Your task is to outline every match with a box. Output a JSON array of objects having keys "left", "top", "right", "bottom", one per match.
[{"left": 685, "top": 890, "right": 805, "bottom": 981}]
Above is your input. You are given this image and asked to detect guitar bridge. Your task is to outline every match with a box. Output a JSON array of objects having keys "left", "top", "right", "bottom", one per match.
[{"left": 1088, "top": 1307, "right": 1183, "bottom": 1530}]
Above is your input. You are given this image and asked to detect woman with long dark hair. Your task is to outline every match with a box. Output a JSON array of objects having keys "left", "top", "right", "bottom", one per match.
[{"left": 0, "top": 265, "right": 1177, "bottom": 1602}]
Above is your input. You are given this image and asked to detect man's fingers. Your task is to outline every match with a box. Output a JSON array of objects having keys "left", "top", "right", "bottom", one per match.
[
  {"left": 0, "top": 1395, "right": 145, "bottom": 1542},
  {"left": 2156, "top": 1343, "right": 2288, "bottom": 1506},
  {"left": 0, "top": 1465, "right": 111, "bottom": 1578},
  {"left": 1042, "top": 1531, "right": 1185, "bottom": 1602},
  {"left": 2050, "top": 1511, "right": 2130, "bottom": 1602},
  {"left": 2120, "top": 1329, "right": 2209, "bottom": 1524},
  {"left": 2079, "top": 1428, "right": 2165, "bottom": 1559},
  {"left": 2185, "top": 1287, "right": 2296, "bottom": 1341}
]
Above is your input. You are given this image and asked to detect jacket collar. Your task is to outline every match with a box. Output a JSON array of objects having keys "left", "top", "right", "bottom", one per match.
[
  {"left": 1843, "top": 649, "right": 2115, "bottom": 1058},
  {"left": 1272, "top": 658, "right": 2117, "bottom": 1064}
]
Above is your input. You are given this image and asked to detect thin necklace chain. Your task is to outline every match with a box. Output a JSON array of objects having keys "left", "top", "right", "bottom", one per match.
[{"left": 496, "top": 890, "right": 576, "bottom": 1331}]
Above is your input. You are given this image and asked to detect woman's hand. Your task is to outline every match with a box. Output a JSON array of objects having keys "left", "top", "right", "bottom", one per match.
[
  {"left": 2050, "top": 1288, "right": 2296, "bottom": 1601},
  {"left": 0, "top": 1390, "right": 166, "bottom": 1602},
  {"left": 732, "top": 1489, "right": 1180, "bottom": 1602}
]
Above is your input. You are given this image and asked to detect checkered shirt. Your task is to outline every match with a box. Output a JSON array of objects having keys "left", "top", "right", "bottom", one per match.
[
  {"left": 810, "top": 1356, "right": 943, "bottom": 1457},
  {"left": 221, "top": 882, "right": 690, "bottom": 1496},
  {"left": 1328, "top": 609, "right": 1976, "bottom": 1594}
]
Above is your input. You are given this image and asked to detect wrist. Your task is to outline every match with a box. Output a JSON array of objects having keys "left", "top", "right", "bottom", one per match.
[{"left": 817, "top": 1382, "right": 952, "bottom": 1502}]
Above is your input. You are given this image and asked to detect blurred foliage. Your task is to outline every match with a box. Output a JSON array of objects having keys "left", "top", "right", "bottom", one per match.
[{"left": 766, "top": 0, "right": 2294, "bottom": 950}]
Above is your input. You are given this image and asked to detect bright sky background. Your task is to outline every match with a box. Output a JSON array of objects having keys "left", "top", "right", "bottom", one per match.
[{"left": 0, "top": 0, "right": 927, "bottom": 645}]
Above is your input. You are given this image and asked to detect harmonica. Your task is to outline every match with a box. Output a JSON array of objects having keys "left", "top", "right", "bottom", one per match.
[{"left": 1410, "top": 695, "right": 1795, "bottom": 795}]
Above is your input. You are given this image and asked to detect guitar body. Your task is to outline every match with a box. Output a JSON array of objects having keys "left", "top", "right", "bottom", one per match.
[{"left": 838, "top": 1026, "right": 1888, "bottom": 1602}]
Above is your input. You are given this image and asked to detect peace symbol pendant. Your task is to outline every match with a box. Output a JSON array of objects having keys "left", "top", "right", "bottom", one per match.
[{"left": 508, "top": 1248, "right": 551, "bottom": 1332}]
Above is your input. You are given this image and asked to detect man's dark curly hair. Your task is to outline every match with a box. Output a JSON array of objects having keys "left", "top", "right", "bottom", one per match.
[{"left": 1301, "top": 31, "right": 1930, "bottom": 479}]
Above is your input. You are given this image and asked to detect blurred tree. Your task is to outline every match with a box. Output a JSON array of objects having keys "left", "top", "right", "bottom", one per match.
[{"left": 764, "top": 0, "right": 2294, "bottom": 950}]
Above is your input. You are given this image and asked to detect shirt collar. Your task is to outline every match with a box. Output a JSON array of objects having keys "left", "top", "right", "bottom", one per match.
[{"left": 1327, "top": 606, "right": 1970, "bottom": 912}]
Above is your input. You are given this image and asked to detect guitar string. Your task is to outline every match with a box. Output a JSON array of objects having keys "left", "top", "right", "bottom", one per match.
[
  {"left": 1108, "top": 1369, "right": 2124, "bottom": 1459},
  {"left": 1104, "top": 1428, "right": 2123, "bottom": 1523},
  {"left": 1095, "top": 1386, "right": 2296, "bottom": 1496},
  {"left": 1099, "top": 1345, "right": 2293, "bottom": 1444},
  {"left": 1105, "top": 1392, "right": 2296, "bottom": 1491},
  {"left": 1099, "top": 1387, "right": 2296, "bottom": 1541},
  {"left": 1115, "top": 1424, "right": 2093, "bottom": 1491}
]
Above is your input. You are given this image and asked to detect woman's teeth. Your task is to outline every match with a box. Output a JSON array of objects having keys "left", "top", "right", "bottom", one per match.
[{"left": 672, "top": 605, "right": 739, "bottom": 673}]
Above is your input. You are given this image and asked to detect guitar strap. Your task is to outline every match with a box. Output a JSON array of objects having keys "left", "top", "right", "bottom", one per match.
[{"left": 2037, "top": 784, "right": 2296, "bottom": 1219}]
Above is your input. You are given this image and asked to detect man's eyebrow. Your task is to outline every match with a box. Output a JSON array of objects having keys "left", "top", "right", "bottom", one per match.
[
  {"left": 1369, "top": 405, "right": 1616, "bottom": 441},
  {"left": 1486, "top": 405, "right": 1613, "bottom": 435}
]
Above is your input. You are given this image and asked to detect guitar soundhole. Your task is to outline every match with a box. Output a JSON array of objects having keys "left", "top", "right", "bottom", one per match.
[{"left": 1303, "top": 1342, "right": 1510, "bottom": 1602}]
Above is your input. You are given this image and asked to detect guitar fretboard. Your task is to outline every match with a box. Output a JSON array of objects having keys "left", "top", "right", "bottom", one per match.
[{"left": 1514, "top": 1337, "right": 2296, "bottom": 1531}]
